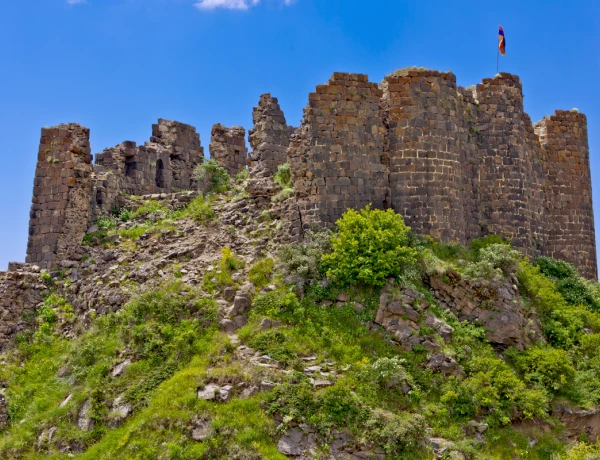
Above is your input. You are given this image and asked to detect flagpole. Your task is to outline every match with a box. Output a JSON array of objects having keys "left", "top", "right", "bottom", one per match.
[{"left": 496, "top": 46, "right": 499, "bottom": 74}]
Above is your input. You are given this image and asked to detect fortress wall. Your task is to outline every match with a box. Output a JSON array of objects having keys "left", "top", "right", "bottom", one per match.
[
  {"left": 455, "top": 87, "right": 484, "bottom": 241},
  {"left": 26, "top": 124, "right": 93, "bottom": 268},
  {"left": 96, "top": 120, "right": 203, "bottom": 196},
  {"left": 381, "top": 70, "right": 468, "bottom": 242},
  {"left": 249, "top": 94, "right": 292, "bottom": 173},
  {"left": 150, "top": 119, "right": 204, "bottom": 191},
  {"left": 474, "top": 74, "right": 545, "bottom": 256},
  {"left": 288, "top": 72, "right": 388, "bottom": 226},
  {"left": 210, "top": 124, "right": 248, "bottom": 176},
  {"left": 536, "top": 111, "right": 597, "bottom": 279}
]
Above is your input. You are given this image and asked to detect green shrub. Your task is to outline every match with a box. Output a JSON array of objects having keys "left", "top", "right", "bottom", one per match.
[
  {"left": 251, "top": 291, "right": 301, "bottom": 319},
  {"left": 181, "top": 195, "right": 215, "bottom": 223},
  {"left": 195, "top": 159, "right": 231, "bottom": 193},
  {"left": 322, "top": 207, "right": 418, "bottom": 287},
  {"left": 508, "top": 346, "right": 575, "bottom": 393},
  {"left": 367, "top": 356, "right": 413, "bottom": 390},
  {"left": 463, "top": 243, "right": 521, "bottom": 280},
  {"left": 279, "top": 228, "right": 332, "bottom": 288},
  {"left": 442, "top": 355, "right": 548, "bottom": 426},
  {"left": 248, "top": 258, "right": 274, "bottom": 289},
  {"left": 470, "top": 234, "right": 510, "bottom": 256},
  {"left": 118, "top": 283, "right": 217, "bottom": 362},
  {"left": 273, "top": 163, "right": 292, "bottom": 188},
  {"left": 535, "top": 256, "right": 600, "bottom": 312}
]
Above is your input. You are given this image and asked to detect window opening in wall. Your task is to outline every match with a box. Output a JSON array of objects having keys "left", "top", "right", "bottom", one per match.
[{"left": 155, "top": 159, "right": 165, "bottom": 188}]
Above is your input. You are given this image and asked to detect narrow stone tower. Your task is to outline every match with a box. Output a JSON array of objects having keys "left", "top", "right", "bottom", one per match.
[
  {"left": 536, "top": 110, "right": 597, "bottom": 279},
  {"left": 26, "top": 123, "right": 93, "bottom": 268}
]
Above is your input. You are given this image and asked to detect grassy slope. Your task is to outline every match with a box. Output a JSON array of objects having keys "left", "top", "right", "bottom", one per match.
[{"left": 4, "top": 202, "right": 600, "bottom": 458}]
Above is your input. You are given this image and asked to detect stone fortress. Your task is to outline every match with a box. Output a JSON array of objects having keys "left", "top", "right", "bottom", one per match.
[{"left": 23, "top": 68, "right": 597, "bottom": 279}]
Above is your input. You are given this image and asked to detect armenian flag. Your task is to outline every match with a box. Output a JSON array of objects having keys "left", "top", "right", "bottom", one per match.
[{"left": 498, "top": 26, "right": 506, "bottom": 56}]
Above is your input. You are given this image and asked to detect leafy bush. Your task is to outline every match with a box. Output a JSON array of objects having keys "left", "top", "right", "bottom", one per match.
[
  {"left": 251, "top": 291, "right": 301, "bottom": 319},
  {"left": 470, "top": 234, "right": 510, "bottom": 256},
  {"left": 508, "top": 346, "right": 575, "bottom": 393},
  {"left": 535, "top": 256, "right": 580, "bottom": 280},
  {"left": 273, "top": 163, "right": 292, "bottom": 188},
  {"left": 248, "top": 258, "right": 274, "bottom": 289},
  {"left": 195, "top": 159, "right": 231, "bottom": 193},
  {"left": 180, "top": 195, "right": 215, "bottom": 223},
  {"left": 322, "top": 207, "right": 418, "bottom": 287},
  {"left": 463, "top": 243, "right": 521, "bottom": 280},
  {"left": 367, "top": 356, "right": 413, "bottom": 390},
  {"left": 279, "top": 228, "right": 332, "bottom": 288},
  {"left": 442, "top": 356, "right": 548, "bottom": 426},
  {"left": 535, "top": 256, "right": 600, "bottom": 312}
]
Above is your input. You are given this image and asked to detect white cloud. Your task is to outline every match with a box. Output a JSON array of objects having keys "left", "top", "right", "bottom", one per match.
[
  {"left": 195, "top": 0, "right": 259, "bottom": 10},
  {"left": 194, "top": 0, "right": 294, "bottom": 10},
  {"left": 66, "top": 0, "right": 86, "bottom": 4}
]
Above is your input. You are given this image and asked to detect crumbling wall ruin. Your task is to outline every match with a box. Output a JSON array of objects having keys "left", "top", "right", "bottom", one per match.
[
  {"left": 210, "top": 124, "right": 248, "bottom": 176},
  {"left": 249, "top": 93, "right": 295, "bottom": 173},
  {"left": 26, "top": 124, "right": 94, "bottom": 268},
  {"left": 96, "top": 119, "right": 203, "bottom": 196}
]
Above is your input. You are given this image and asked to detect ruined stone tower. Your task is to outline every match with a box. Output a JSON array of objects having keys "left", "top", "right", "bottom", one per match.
[
  {"left": 536, "top": 110, "right": 597, "bottom": 279},
  {"left": 209, "top": 124, "right": 248, "bottom": 176},
  {"left": 26, "top": 124, "right": 93, "bottom": 268},
  {"left": 249, "top": 93, "right": 295, "bottom": 173}
]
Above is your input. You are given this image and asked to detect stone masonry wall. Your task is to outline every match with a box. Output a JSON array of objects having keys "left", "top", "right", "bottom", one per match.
[
  {"left": 210, "top": 124, "right": 248, "bottom": 176},
  {"left": 96, "top": 119, "right": 203, "bottom": 196},
  {"left": 26, "top": 123, "right": 93, "bottom": 268},
  {"left": 249, "top": 93, "right": 294, "bottom": 173},
  {"left": 288, "top": 70, "right": 596, "bottom": 278},
  {"left": 536, "top": 111, "right": 597, "bottom": 279},
  {"left": 381, "top": 70, "right": 468, "bottom": 242},
  {"left": 0, "top": 263, "right": 46, "bottom": 351},
  {"left": 474, "top": 74, "right": 547, "bottom": 257},
  {"left": 287, "top": 72, "right": 388, "bottom": 226}
]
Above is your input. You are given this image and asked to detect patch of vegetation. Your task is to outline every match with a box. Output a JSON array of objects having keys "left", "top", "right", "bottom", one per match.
[
  {"left": 322, "top": 206, "right": 418, "bottom": 287},
  {"left": 248, "top": 257, "right": 274, "bottom": 290},
  {"left": 195, "top": 159, "right": 231, "bottom": 193},
  {"left": 203, "top": 247, "right": 245, "bottom": 294}
]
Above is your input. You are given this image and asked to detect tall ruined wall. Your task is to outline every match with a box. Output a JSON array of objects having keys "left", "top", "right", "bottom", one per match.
[
  {"left": 288, "top": 72, "right": 388, "bottom": 226},
  {"left": 381, "top": 70, "right": 469, "bottom": 242},
  {"left": 210, "top": 124, "right": 248, "bottom": 176},
  {"left": 96, "top": 119, "right": 203, "bottom": 196},
  {"left": 474, "top": 74, "right": 547, "bottom": 257},
  {"left": 536, "top": 111, "right": 597, "bottom": 279},
  {"left": 249, "top": 93, "right": 295, "bottom": 173},
  {"left": 26, "top": 124, "right": 93, "bottom": 268}
]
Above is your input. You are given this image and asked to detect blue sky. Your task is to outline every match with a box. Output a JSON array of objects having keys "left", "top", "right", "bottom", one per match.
[{"left": 1, "top": 0, "right": 599, "bottom": 270}]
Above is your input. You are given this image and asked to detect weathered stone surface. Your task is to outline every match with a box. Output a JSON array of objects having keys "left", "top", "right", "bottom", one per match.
[
  {"left": 77, "top": 400, "right": 94, "bottom": 432},
  {"left": 0, "top": 264, "right": 46, "bottom": 351},
  {"left": 288, "top": 72, "right": 389, "bottom": 226},
  {"left": 191, "top": 418, "right": 212, "bottom": 441},
  {"left": 557, "top": 406, "right": 600, "bottom": 442},
  {"left": 249, "top": 93, "right": 295, "bottom": 173},
  {"left": 210, "top": 124, "right": 248, "bottom": 176},
  {"left": 535, "top": 110, "right": 597, "bottom": 279},
  {"left": 428, "top": 272, "right": 541, "bottom": 349},
  {"left": 26, "top": 123, "right": 93, "bottom": 269}
]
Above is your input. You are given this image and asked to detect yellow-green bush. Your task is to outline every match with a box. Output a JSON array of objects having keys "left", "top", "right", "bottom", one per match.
[{"left": 322, "top": 207, "right": 418, "bottom": 287}]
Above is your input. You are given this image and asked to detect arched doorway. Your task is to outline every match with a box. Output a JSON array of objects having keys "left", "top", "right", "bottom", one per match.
[{"left": 155, "top": 159, "right": 165, "bottom": 188}]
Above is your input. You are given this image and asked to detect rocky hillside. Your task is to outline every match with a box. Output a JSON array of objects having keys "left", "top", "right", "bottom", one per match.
[{"left": 2, "top": 164, "right": 600, "bottom": 459}]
